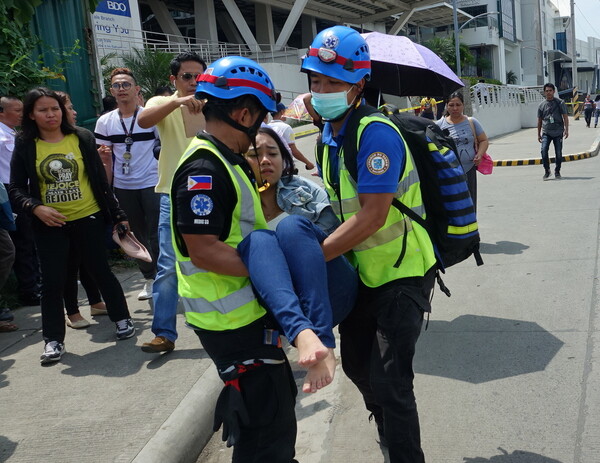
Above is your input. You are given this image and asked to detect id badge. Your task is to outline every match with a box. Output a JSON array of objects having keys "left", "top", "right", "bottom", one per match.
[
  {"left": 549, "top": 116, "right": 554, "bottom": 124},
  {"left": 122, "top": 162, "right": 130, "bottom": 175}
]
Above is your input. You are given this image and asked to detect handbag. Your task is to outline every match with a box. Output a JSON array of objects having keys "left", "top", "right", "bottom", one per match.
[{"left": 467, "top": 117, "right": 493, "bottom": 175}]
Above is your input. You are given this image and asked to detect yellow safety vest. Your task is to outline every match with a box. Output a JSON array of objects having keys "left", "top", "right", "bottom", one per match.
[
  {"left": 320, "top": 112, "right": 436, "bottom": 287},
  {"left": 170, "top": 137, "right": 267, "bottom": 331}
]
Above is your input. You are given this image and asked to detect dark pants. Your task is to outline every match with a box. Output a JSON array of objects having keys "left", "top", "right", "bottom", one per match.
[
  {"left": 196, "top": 318, "right": 297, "bottom": 463},
  {"left": 465, "top": 167, "right": 477, "bottom": 214},
  {"left": 421, "top": 111, "right": 434, "bottom": 120},
  {"left": 540, "top": 133, "right": 563, "bottom": 173},
  {"left": 584, "top": 108, "right": 593, "bottom": 127},
  {"left": 8, "top": 208, "right": 40, "bottom": 296},
  {"left": 64, "top": 248, "right": 103, "bottom": 316},
  {"left": 339, "top": 272, "right": 435, "bottom": 463},
  {"left": 0, "top": 229, "right": 15, "bottom": 289},
  {"left": 34, "top": 214, "right": 130, "bottom": 342},
  {"left": 114, "top": 187, "right": 160, "bottom": 280}
]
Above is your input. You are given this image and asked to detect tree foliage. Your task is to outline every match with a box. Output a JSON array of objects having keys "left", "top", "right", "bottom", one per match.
[
  {"left": 112, "top": 48, "right": 174, "bottom": 99},
  {"left": 0, "top": 0, "right": 88, "bottom": 97},
  {"left": 506, "top": 70, "right": 518, "bottom": 85},
  {"left": 424, "top": 36, "right": 475, "bottom": 75}
]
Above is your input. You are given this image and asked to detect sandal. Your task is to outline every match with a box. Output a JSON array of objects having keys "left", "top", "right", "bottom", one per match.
[{"left": 0, "top": 321, "right": 18, "bottom": 332}]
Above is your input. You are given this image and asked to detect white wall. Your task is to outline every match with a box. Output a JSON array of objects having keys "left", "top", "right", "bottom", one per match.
[
  {"left": 261, "top": 62, "right": 308, "bottom": 101},
  {"left": 472, "top": 101, "right": 540, "bottom": 137}
]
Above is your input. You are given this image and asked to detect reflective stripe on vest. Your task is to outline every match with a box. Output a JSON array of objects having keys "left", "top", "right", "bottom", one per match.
[
  {"left": 170, "top": 138, "right": 267, "bottom": 331},
  {"left": 319, "top": 112, "right": 436, "bottom": 287}
]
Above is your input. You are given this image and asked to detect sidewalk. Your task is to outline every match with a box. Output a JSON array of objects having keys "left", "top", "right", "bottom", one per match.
[
  {"left": 2, "top": 119, "right": 600, "bottom": 463},
  {"left": 0, "top": 267, "right": 220, "bottom": 463},
  {"left": 487, "top": 116, "right": 600, "bottom": 165}
]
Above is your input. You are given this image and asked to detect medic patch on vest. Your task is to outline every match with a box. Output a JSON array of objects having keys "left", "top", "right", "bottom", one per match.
[
  {"left": 366, "top": 152, "right": 390, "bottom": 175},
  {"left": 190, "top": 194, "right": 213, "bottom": 216}
]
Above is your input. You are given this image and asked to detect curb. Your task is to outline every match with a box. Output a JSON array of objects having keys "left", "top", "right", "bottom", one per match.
[
  {"left": 132, "top": 366, "right": 222, "bottom": 463},
  {"left": 493, "top": 134, "right": 600, "bottom": 167}
]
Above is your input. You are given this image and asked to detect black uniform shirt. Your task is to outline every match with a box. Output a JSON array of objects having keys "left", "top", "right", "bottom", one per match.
[{"left": 172, "top": 133, "right": 257, "bottom": 252}]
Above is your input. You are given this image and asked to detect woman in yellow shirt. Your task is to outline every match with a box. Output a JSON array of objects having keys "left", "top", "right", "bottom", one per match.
[{"left": 9, "top": 87, "right": 136, "bottom": 364}]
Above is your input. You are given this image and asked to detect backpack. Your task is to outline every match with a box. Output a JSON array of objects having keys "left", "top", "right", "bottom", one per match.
[{"left": 316, "top": 104, "right": 483, "bottom": 280}]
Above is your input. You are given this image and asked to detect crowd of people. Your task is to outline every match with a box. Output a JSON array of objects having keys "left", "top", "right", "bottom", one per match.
[{"left": 0, "top": 23, "right": 522, "bottom": 462}]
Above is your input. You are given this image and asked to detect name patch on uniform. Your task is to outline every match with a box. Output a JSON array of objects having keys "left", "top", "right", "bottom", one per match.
[
  {"left": 190, "top": 194, "right": 213, "bottom": 216},
  {"left": 366, "top": 152, "right": 390, "bottom": 175},
  {"left": 188, "top": 175, "right": 212, "bottom": 190}
]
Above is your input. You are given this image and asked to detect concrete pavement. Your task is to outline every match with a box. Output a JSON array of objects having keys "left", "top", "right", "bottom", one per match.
[{"left": 1, "top": 118, "right": 600, "bottom": 463}]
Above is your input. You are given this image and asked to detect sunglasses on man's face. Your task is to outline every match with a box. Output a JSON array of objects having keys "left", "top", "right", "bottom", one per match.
[
  {"left": 111, "top": 82, "right": 133, "bottom": 90},
  {"left": 179, "top": 73, "right": 202, "bottom": 82}
]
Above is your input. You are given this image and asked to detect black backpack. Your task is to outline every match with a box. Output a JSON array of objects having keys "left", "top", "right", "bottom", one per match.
[{"left": 316, "top": 104, "right": 483, "bottom": 281}]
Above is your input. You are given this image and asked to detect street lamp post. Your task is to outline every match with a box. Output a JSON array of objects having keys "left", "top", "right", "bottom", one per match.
[
  {"left": 452, "top": 0, "right": 461, "bottom": 77},
  {"left": 452, "top": 8, "right": 500, "bottom": 77}
]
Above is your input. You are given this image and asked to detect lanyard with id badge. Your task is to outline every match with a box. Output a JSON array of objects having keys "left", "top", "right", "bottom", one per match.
[{"left": 119, "top": 107, "right": 139, "bottom": 175}]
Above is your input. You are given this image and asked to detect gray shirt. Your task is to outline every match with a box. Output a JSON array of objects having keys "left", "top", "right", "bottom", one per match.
[
  {"left": 537, "top": 98, "right": 567, "bottom": 137},
  {"left": 436, "top": 116, "right": 484, "bottom": 173}
]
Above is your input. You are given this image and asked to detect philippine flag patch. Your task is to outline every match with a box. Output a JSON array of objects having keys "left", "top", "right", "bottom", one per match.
[{"left": 187, "top": 175, "right": 212, "bottom": 190}]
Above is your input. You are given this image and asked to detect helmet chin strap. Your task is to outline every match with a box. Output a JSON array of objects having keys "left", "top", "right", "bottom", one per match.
[{"left": 223, "top": 108, "right": 271, "bottom": 191}]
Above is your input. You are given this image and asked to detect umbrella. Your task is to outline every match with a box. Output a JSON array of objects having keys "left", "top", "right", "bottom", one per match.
[
  {"left": 283, "top": 95, "right": 313, "bottom": 122},
  {"left": 361, "top": 32, "right": 464, "bottom": 97}
]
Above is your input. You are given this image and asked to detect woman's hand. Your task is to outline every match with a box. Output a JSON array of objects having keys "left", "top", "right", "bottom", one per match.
[
  {"left": 113, "top": 221, "right": 130, "bottom": 235},
  {"left": 473, "top": 153, "right": 483, "bottom": 166},
  {"left": 33, "top": 205, "right": 67, "bottom": 227}
]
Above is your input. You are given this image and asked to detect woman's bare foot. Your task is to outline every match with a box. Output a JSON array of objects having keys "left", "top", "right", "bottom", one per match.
[
  {"left": 295, "top": 329, "right": 329, "bottom": 368},
  {"left": 302, "top": 348, "right": 336, "bottom": 393}
]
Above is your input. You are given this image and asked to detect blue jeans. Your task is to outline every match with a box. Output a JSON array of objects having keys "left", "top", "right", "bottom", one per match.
[
  {"left": 238, "top": 215, "right": 358, "bottom": 348},
  {"left": 540, "top": 133, "right": 563, "bottom": 173},
  {"left": 594, "top": 109, "right": 600, "bottom": 127},
  {"left": 151, "top": 194, "right": 179, "bottom": 342}
]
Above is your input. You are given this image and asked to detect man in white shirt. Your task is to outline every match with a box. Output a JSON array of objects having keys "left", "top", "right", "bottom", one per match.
[
  {"left": 473, "top": 79, "right": 489, "bottom": 105},
  {"left": 1, "top": 96, "right": 41, "bottom": 306},
  {"left": 95, "top": 68, "right": 160, "bottom": 301},
  {"left": 269, "top": 103, "right": 314, "bottom": 170}
]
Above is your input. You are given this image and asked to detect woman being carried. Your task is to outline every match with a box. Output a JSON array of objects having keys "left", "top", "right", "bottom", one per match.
[{"left": 238, "top": 126, "right": 358, "bottom": 393}]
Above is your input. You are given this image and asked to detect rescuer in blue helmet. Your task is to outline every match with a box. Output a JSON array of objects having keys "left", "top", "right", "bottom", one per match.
[
  {"left": 303, "top": 26, "right": 437, "bottom": 462},
  {"left": 170, "top": 56, "right": 298, "bottom": 461}
]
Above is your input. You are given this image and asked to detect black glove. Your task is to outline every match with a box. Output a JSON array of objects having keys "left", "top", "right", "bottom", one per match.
[{"left": 213, "top": 378, "right": 250, "bottom": 447}]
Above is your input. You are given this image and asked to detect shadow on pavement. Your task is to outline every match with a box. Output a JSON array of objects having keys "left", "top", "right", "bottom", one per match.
[
  {"left": 479, "top": 241, "right": 529, "bottom": 255},
  {"left": 548, "top": 176, "right": 595, "bottom": 181},
  {"left": 0, "top": 358, "right": 15, "bottom": 389},
  {"left": 0, "top": 435, "right": 18, "bottom": 461},
  {"left": 414, "top": 315, "right": 564, "bottom": 383},
  {"left": 57, "top": 343, "right": 207, "bottom": 377},
  {"left": 145, "top": 347, "right": 209, "bottom": 369},
  {"left": 463, "top": 447, "right": 562, "bottom": 462}
]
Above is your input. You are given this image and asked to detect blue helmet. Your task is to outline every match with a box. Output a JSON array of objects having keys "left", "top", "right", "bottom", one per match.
[
  {"left": 301, "top": 26, "right": 370, "bottom": 84},
  {"left": 196, "top": 56, "right": 277, "bottom": 113}
]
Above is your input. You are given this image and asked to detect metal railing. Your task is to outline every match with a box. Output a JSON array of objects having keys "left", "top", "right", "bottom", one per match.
[
  {"left": 470, "top": 83, "right": 544, "bottom": 106},
  {"left": 94, "top": 28, "right": 301, "bottom": 66}
]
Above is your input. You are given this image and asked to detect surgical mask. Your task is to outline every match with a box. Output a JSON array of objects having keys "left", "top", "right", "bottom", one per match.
[{"left": 311, "top": 88, "right": 354, "bottom": 120}]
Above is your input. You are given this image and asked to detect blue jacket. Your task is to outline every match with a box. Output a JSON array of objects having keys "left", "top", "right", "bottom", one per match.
[{"left": 276, "top": 175, "right": 340, "bottom": 235}]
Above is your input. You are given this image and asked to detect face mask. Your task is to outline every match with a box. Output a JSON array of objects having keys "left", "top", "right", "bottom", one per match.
[{"left": 311, "top": 88, "right": 353, "bottom": 120}]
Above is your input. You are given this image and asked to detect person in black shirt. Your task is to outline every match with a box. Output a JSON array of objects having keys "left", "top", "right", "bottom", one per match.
[{"left": 170, "top": 57, "right": 298, "bottom": 462}]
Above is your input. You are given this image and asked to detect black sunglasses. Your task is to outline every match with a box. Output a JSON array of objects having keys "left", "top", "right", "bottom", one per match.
[
  {"left": 179, "top": 73, "right": 202, "bottom": 81},
  {"left": 111, "top": 82, "right": 133, "bottom": 90}
]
